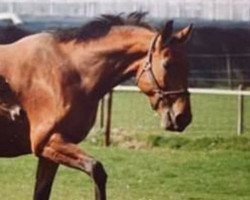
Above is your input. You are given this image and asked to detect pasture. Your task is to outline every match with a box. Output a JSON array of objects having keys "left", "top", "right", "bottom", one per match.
[
  {"left": 0, "top": 145, "right": 250, "bottom": 200},
  {"left": 0, "top": 91, "right": 250, "bottom": 200},
  {"left": 97, "top": 91, "right": 250, "bottom": 139}
]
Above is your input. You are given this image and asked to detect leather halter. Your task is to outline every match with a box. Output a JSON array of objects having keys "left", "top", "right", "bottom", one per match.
[{"left": 136, "top": 34, "right": 190, "bottom": 109}]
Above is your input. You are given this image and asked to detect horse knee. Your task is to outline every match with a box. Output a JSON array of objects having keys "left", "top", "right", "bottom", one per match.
[
  {"left": 92, "top": 161, "right": 108, "bottom": 186},
  {"left": 32, "top": 141, "right": 48, "bottom": 157},
  {"left": 32, "top": 133, "right": 61, "bottom": 157}
]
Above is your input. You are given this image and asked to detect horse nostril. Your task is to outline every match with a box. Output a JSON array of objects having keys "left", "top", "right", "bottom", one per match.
[{"left": 161, "top": 110, "right": 192, "bottom": 132}]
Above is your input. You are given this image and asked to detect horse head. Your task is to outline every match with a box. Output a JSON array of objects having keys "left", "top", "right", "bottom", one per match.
[{"left": 136, "top": 21, "right": 193, "bottom": 132}]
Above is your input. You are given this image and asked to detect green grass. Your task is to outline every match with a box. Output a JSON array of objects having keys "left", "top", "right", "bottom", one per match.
[
  {"left": 94, "top": 91, "right": 250, "bottom": 138},
  {"left": 0, "top": 144, "right": 250, "bottom": 200},
  {"left": 147, "top": 135, "right": 250, "bottom": 151},
  {"left": 1, "top": 92, "right": 250, "bottom": 199}
]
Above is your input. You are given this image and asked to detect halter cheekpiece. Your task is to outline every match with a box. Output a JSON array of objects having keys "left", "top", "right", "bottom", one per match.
[{"left": 136, "top": 34, "right": 190, "bottom": 109}]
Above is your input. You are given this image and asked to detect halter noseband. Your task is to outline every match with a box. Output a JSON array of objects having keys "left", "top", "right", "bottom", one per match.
[{"left": 136, "top": 34, "right": 190, "bottom": 109}]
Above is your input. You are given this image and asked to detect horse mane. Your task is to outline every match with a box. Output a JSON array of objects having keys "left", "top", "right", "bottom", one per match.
[{"left": 53, "top": 12, "right": 155, "bottom": 43}]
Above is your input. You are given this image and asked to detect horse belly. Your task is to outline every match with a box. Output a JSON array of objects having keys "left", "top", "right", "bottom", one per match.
[{"left": 0, "top": 117, "right": 31, "bottom": 157}]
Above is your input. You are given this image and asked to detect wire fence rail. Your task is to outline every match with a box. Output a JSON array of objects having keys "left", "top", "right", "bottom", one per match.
[
  {"left": 99, "top": 86, "right": 250, "bottom": 146},
  {"left": 188, "top": 54, "right": 250, "bottom": 89},
  {"left": 106, "top": 54, "right": 250, "bottom": 89},
  {"left": 114, "top": 85, "right": 250, "bottom": 96}
]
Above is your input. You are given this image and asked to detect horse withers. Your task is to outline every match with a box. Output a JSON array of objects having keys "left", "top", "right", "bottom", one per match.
[{"left": 0, "top": 13, "right": 192, "bottom": 200}]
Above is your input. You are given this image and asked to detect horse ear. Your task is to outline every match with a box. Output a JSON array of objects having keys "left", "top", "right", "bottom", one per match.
[
  {"left": 171, "top": 24, "right": 193, "bottom": 44},
  {"left": 161, "top": 20, "right": 174, "bottom": 46}
]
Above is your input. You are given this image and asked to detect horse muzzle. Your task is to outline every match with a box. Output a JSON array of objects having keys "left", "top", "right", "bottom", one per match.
[{"left": 161, "top": 109, "right": 192, "bottom": 132}]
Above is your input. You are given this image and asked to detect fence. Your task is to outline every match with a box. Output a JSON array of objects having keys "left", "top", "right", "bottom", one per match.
[
  {"left": 97, "top": 86, "right": 250, "bottom": 146},
  {"left": 95, "top": 54, "right": 250, "bottom": 146},
  {"left": 1, "top": 0, "right": 250, "bottom": 21},
  {"left": 108, "top": 54, "right": 250, "bottom": 89},
  {"left": 188, "top": 54, "right": 250, "bottom": 88}
]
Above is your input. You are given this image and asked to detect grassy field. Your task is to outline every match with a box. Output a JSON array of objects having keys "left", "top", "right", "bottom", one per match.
[
  {"left": 98, "top": 91, "right": 250, "bottom": 138},
  {"left": 0, "top": 144, "right": 250, "bottom": 200},
  {"left": 0, "top": 92, "right": 250, "bottom": 200}
]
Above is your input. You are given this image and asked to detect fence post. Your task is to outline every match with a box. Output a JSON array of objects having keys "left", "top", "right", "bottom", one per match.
[
  {"left": 237, "top": 84, "right": 244, "bottom": 135},
  {"left": 226, "top": 54, "right": 233, "bottom": 89},
  {"left": 104, "top": 91, "right": 113, "bottom": 146},
  {"left": 99, "top": 98, "right": 105, "bottom": 129}
]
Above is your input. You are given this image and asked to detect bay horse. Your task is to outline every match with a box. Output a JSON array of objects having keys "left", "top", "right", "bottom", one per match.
[{"left": 0, "top": 13, "right": 192, "bottom": 200}]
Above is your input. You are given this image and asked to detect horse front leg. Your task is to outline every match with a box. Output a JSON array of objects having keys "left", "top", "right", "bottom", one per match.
[
  {"left": 39, "top": 133, "right": 107, "bottom": 200},
  {"left": 33, "top": 157, "right": 59, "bottom": 200},
  {"left": 92, "top": 161, "right": 107, "bottom": 200}
]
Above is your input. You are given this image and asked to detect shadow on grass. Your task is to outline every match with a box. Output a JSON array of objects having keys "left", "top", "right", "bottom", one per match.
[
  {"left": 88, "top": 129, "right": 250, "bottom": 151},
  {"left": 147, "top": 135, "right": 250, "bottom": 151}
]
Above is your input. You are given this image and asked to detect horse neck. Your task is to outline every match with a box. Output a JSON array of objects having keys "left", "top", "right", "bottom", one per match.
[{"left": 64, "top": 29, "right": 154, "bottom": 99}]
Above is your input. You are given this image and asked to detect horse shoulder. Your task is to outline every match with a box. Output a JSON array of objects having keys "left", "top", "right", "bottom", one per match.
[{"left": 3, "top": 33, "right": 71, "bottom": 152}]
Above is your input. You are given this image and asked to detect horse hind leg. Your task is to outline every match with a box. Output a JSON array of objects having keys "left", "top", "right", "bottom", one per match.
[
  {"left": 37, "top": 133, "right": 107, "bottom": 200},
  {"left": 0, "top": 113, "right": 31, "bottom": 157}
]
